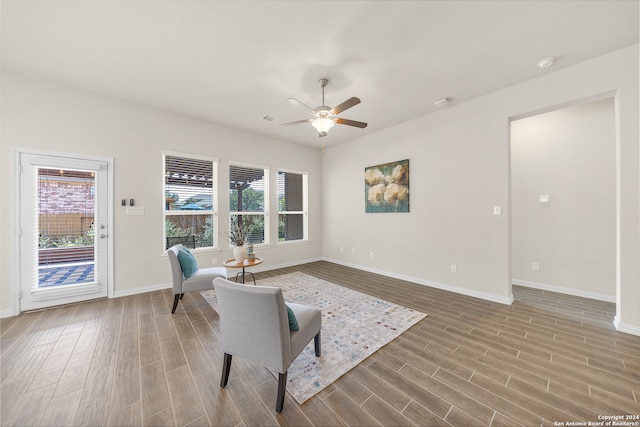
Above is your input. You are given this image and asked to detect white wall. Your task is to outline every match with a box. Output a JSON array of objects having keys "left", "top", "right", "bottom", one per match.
[
  {"left": 2, "top": 45, "right": 639, "bottom": 335},
  {"left": 323, "top": 45, "right": 640, "bottom": 334},
  {"left": 511, "top": 98, "right": 616, "bottom": 301},
  {"left": 0, "top": 73, "right": 324, "bottom": 314},
  {"left": 323, "top": 96, "right": 512, "bottom": 304}
]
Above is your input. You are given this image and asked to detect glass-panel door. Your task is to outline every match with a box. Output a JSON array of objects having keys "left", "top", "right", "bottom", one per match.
[{"left": 19, "top": 152, "right": 109, "bottom": 311}]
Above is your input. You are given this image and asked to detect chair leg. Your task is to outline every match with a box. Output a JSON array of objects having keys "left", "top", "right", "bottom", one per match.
[
  {"left": 276, "top": 371, "right": 287, "bottom": 413},
  {"left": 247, "top": 271, "right": 256, "bottom": 285},
  {"left": 220, "top": 353, "right": 232, "bottom": 388},
  {"left": 314, "top": 330, "right": 321, "bottom": 357},
  {"left": 171, "top": 294, "right": 180, "bottom": 313},
  {"left": 180, "top": 293, "right": 184, "bottom": 300}
]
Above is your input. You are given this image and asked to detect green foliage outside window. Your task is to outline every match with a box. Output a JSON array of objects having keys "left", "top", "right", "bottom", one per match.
[
  {"left": 230, "top": 215, "right": 264, "bottom": 245},
  {"left": 39, "top": 223, "right": 95, "bottom": 248},
  {"left": 229, "top": 187, "right": 264, "bottom": 211},
  {"left": 165, "top": 216, "right": 214, "bottom": 249}
]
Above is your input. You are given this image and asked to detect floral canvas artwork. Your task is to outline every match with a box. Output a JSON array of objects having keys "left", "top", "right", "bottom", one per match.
[{"left": 364, "top": 159, "right": 409, "bottom": 213}]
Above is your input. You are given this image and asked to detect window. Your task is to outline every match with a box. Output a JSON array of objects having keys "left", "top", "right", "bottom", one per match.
[
  {"left": 163, "top": 153, "right": 218, "bottom": 250},
  {"left": 229, "top": 163, "right": 268, "bottom": 245},
  {"left": 37, "top": 168, "right": 96, "bottom": 285},
  {"left": 278, "top": 170, "right": 308, "bottom": 242}
]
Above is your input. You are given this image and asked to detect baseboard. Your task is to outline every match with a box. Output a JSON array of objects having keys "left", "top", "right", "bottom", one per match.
[
  {"left": 614, "top": 316, "right": 640, "bottom": 337},
  {"left": 322, "top": 257, "right": 514, "bottom": 305},
  {"left": 113, "top": 282, "right": 172, "bottom": 298},
  {"left": 7, "top": 256, "right": 520, "bottom": 313},
  {"left": 261, "top": 257, "right": 323, "bottom": 272},
  {"left": 132, "top": 255, "right": 512, "bottom": 306},
  {"left": 0, "top": 308, "right": 15, "bottom": 319},
  {"left": 111, "top": 257, "right": 323, "bottom": 299},
  {"left": 512, "top": 279, "right": 616, "bottom": 303}
]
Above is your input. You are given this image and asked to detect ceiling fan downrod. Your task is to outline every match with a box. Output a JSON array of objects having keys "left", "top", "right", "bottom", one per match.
[{"left": 318, "top": 78, "right": 328, "bottom": 106}]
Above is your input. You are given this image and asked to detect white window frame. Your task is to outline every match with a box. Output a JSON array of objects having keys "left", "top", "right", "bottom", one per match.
[
  {"left": 162, "top": 151, "right": 219, "bottom": 253},
  {"left": 277, "top": 168, "right": 308, "bottom": 244},
  {"left": 228, "top": 161, "right": 270, "bottom": 246}
]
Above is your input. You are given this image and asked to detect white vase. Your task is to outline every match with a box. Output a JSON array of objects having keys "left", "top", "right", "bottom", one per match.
[{"left": 233, "top": 246, "right": 247, "bottom": 263}]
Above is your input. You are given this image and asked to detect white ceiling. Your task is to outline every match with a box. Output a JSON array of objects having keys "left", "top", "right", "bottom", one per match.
[{"left": 2, "top": 1, "right": 638, "bottom": 148}]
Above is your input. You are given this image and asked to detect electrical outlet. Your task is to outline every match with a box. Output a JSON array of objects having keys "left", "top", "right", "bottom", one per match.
[
  {"left": 340, "top": 246, "right": 344, "bottom": 253},
  {"left": 351, "top": 248, "right": 356, "bottom": 254},
  {"left": 532, "top": 262, "right": 540, "bottom": 271},
  {"left": 370, "top": 252, "right": 374, "bottom": 258},
  {"left": 493, "top": 206, "right": 502, "bottom": 215},
  {"left": 451, "top": 264, "right": 457, "bottom": 273},
  {"left": 212, "top": 257, "right": 218, "bottom": 265}
]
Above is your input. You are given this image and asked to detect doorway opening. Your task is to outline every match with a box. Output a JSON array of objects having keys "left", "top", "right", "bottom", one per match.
[{"left": 509, "top": 96, "right": 617, "bottom": 310}]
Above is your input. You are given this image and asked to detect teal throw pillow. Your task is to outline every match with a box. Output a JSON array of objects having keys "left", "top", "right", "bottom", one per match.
[
  {"left": 177, "top": 249, "right": 198, "bottom": 279},
  {"left": 285, "top": 304, "right": 299, "bottom": 331}
]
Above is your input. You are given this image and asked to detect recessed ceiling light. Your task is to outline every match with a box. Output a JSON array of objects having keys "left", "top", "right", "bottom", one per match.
[{"left": 537, "top": 57, "right": 555, "bottom": 69}]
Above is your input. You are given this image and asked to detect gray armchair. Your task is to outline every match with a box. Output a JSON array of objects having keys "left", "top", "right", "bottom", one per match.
[
  {"left": 213, "top": 277, "right": 322, "bottom": 412},
  {"left": 166, "top": 244, "right": 227, "bottom": 313}
]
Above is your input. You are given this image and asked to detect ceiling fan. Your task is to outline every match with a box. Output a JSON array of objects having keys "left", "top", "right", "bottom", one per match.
[{"left": 281, "top": 78, "right": 367, "bottom": 137}]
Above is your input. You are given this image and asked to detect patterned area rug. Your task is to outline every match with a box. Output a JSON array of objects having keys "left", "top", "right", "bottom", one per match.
[{"left": 202, "top": 271, "right": 427, "bottom": 404}]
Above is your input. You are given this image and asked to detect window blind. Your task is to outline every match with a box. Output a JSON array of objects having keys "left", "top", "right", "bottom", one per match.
[
  {"left": 37, "top": 168, "right": 96, "bottom": 286},
  {"left": 164, "top": 154, "right": 216, "bottom": 249},
  {"left": 277, "top": 171, "right": 306, "bottom": 242}
]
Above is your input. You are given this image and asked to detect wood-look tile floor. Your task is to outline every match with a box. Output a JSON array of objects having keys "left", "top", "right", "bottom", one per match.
[{"left": 2, "top": 261, "right": 639, "bottom": 426}]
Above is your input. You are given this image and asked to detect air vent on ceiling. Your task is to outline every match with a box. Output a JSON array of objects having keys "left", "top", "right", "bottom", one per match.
[
  {"left": 434, "top": 97, "right": 450, "bottom": 108},
  {"left": 537, "top": 57, "right": 555, "bottom": 69}
]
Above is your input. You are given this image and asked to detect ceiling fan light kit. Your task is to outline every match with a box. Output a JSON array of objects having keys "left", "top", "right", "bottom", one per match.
[
  {"left": 311, "top": 116, "right": 336, "bottom": 137},
  {"left": 281, "top": 78, "right": 367, "bottom": 137}
]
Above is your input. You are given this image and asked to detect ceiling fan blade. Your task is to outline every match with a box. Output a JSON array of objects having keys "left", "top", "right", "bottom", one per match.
[
  {"left": 280, "top": 119, "right": 313, "bottom": 126},
  {"left": 287, "top": 98, "right": 316, "bottom": 114},
  {"left": 331, "top": 97, "right": 361, "bottom": 115},
  {"left": 336, "top": 118, "right": 368, "bottom": 128}
]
